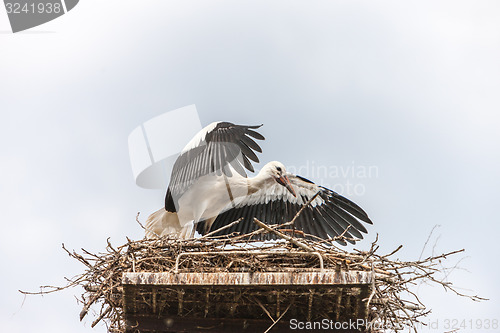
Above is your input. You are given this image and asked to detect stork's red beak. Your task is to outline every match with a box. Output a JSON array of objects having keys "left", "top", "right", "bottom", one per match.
[{"left": 276, "top": 175, "right": 297, "bottom": 197}]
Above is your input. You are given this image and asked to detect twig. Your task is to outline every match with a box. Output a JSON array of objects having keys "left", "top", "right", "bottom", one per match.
[
  {"left": 136, "top": 212, "right": 161, "bottom": 238},
  {"left": 287, "top": 191, "right": 321, "bottom": 227},
  {"left": 263, "top": 303, "right": 292, "bottom": 333},
  {"left": 253, "top": 218, "right": 316, "bottom": 252},
  {"left": 198, "top": 218, "right": 243, "bottom": 239},
  {"left": 419, "top": 225, "right": 441, "bottom": 260}
]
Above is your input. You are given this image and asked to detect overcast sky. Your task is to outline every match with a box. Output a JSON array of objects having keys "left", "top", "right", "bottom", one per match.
[{"left": 1, "top": 1, "right": 499, "bottom": 332}]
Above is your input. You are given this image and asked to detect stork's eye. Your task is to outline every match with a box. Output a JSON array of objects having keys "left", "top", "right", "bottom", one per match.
[{"left": 276, "top": 166, "right": 282, "bottom": 172}]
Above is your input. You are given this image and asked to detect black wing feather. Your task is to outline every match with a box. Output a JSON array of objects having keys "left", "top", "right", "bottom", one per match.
[
  {"left": 240, "top": 135, "right": 262, "bottom": 153},
  {"left": 203, "top": 174, "right": 372, "bottom": 245},
  {"left": 166, "top": 122, "right": 265, "bottom": 211}
]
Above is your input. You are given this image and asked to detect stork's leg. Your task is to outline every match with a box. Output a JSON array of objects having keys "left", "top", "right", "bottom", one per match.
[
  {"left": 179, "top": 223, "right": 193, "bottom": 239},
  {"left": 189, "top": 221, "right": 198, "bottom": 238},
  {"left": 204, "top": 216, "right": 217, "bottom": 234},
  {"left": 188, "top": 217, "right": 215, "bottom": 238}
]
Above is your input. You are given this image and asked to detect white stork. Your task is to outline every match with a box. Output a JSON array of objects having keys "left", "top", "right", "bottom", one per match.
[{"left": 144, "top": 122, "right": 372, "bottom": 245}]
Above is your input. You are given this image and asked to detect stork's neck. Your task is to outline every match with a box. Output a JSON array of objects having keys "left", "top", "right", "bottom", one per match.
[{"left": 247, "top": 169, "right": 273, "bottom": 194}]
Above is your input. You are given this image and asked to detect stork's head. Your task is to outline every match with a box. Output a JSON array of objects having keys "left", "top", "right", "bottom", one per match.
[{"left": 262, "top": 161, "right": 297, "bottom": 197}]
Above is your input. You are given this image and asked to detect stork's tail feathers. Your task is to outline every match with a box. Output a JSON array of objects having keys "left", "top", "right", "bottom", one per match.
[{"left": 144, "top": 208, "right": 183, "bottom": 239}]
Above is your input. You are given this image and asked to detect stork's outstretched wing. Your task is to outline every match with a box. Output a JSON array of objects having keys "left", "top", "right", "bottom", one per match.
[
  {"left": 166, "top": 122, "right": 265, "bottom": 212},
  {"left": 198, "top": 175, "right": 372, "bottom": 245}
]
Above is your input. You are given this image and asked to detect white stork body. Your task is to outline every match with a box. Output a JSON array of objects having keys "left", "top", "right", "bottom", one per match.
[
  {"left": 145, "top": 163, "right": 279, "bottom": 238},
  {"left": 175, "top": 172, "right": 247, "bottom": 237},
  {"left": 144, "top": 121, "right": 372, "bottom": 244}
]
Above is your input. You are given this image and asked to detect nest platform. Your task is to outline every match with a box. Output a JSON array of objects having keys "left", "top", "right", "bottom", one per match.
[{"left": 122, "top": 250, "right": 373, "bottom": 332}]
